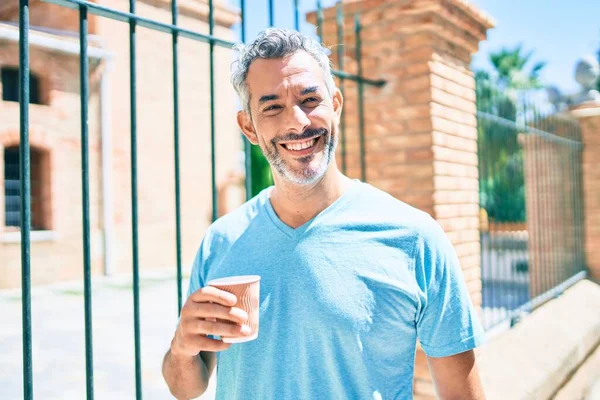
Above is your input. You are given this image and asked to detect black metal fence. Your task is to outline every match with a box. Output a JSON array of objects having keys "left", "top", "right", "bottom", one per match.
[
  {"left": 476, "top": 84, "right": 586, "bottom": 331},
  {"left": 14, "top": 0, "right": 383, "bottom": 398}
]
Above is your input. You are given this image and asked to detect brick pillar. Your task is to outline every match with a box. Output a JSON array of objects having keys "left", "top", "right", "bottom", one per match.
[
  {"left": 571, "top": 103, "right": 600, "bottom": 282},
  {"left": 309, "top": 1, "right": 493, "bottom": 398}
]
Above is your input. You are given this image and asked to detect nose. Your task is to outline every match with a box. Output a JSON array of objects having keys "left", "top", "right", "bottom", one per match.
[{"left": 285, "top": 104, "right": 310, "bottom": 134}]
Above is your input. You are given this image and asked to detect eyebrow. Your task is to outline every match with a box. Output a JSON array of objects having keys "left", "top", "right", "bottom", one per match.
[
  {"left": 301, "top": 86, "right": 319, "bottom": 95},
  {"left": 257, "top": 86, "right": 320, "bottom": 105},
  {"left": 258, "top": 94, "right": 279, "bottom": 104}
]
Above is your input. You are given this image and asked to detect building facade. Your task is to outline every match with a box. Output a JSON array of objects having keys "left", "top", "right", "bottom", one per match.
[{"left": 0, "top": 0, "right": 244, "bottom": 288}]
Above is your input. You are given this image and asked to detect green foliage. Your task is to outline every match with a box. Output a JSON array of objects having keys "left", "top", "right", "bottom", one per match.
[
  {"left": 489, "top": 45, "right": 546, "bottom": 92},
  {"left": 476, "top": 45, "right": 546, "bottom": 223},
  {"left": 479, "top": 150, "right": 526, "bottom": 222},
  {"left": 250, "top": 143, "right": 273, "bottom": 197}
]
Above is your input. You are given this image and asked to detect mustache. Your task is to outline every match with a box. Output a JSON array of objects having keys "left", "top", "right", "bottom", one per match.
[{"left": 272, "top": 128, "right": 328, "bottom": 145}]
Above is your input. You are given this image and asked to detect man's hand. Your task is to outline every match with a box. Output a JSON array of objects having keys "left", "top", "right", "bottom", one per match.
[
  {"left": 163, "top": 286, "right": 252, "bottom": 399},
  {"left": 171, "top": 286, "right": 252, "bottom": 357},
  {"left": 427, "top": 350, "right": 485, "bottom": 400}
]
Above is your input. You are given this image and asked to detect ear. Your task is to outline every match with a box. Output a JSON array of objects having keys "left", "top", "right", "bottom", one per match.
[
  {"left": 332, "top": 88, "right": 343, "bottom": 122},
  {"left": 237, "top": 110, "right": 258, "bottom": 145}
]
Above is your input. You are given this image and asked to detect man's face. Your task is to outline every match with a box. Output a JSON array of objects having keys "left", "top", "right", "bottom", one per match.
[{"left": 238, "top": 51, "right": 343, "bottom": 186}]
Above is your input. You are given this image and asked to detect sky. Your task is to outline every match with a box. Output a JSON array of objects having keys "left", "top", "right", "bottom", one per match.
[{"left": 230, "top": 0, "right": 600, "bottom": 94}]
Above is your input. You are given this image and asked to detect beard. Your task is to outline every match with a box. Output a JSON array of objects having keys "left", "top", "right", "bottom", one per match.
[{"left": 259, "top": 126, "right": 338, "bottom": 186}]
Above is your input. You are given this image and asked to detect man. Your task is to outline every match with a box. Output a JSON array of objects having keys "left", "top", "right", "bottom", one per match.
[{"left": 163, "top": 28, "right": 486, "bottom": 400}]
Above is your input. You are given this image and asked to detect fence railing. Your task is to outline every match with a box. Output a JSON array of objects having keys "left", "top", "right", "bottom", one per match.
[
  {"left": 476, "top": 84, "right": 586, "bottom": 331},
  {"left": 14, "top": 0, "right": 384, "bottom": 398}
]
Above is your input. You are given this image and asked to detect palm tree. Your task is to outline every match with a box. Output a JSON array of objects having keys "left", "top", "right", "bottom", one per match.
[{"left": 489, "top": 45, "right": 546, "bottom": 92}]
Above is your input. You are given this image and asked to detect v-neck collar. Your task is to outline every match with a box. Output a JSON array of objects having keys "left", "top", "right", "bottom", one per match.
[{"left": 263, "top": 179, "right": 361, "bottom": 239}]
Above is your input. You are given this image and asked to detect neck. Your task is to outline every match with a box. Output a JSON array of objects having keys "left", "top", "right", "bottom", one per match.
[{"left": 269, "top": 163, "right": 353, "bottom": 229}]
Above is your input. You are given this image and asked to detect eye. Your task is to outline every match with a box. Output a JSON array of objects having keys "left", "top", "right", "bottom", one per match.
[
  {"left": 263, "top": 104, "right": 282, "bottom": 112},
  {"left": 303, "top": 97, "right": 319, "bottom": 104}
]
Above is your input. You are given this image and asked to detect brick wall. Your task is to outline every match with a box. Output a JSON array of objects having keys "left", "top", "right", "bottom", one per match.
[
  {"left": 99, "top": 0, "right": 242, "bottom": 278},
  {"left": 0, "top": 1, "right": 243, "bottom": 288},
  {"left": 0, "top": 39, "right": 105, "bottom": 287},
  {"left": 572, "top": 104, "right": 600, "bottom": 282},
  {"left": 309, "top": 0, "right": 493, "bottom": 397}
]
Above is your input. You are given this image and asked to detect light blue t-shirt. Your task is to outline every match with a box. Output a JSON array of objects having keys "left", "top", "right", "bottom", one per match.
[{"left": 186, "top": 180, "right": 484, "bottom": 400}]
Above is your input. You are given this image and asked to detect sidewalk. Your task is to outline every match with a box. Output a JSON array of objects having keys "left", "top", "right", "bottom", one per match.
[{"left": 0, "top": 271, "right": 216, "bottom": 399}]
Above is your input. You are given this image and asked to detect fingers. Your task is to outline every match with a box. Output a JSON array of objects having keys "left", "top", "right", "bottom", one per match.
[
  {"left": 184, "top": 302, "right": 248, "bottom": 325},
  {"left": 190, "top": 319, "right": 252, "bottom": 338},
  {"left": 199, "top": 336, "right": 232, "bottom": 352},
  {"left": 189, "top": 286, "right": 237, "bottom": 307},
  {"left": 175, "top": 286, "right": 252, "bottom": 356}
]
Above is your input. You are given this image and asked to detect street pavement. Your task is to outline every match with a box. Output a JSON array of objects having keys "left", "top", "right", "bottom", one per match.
[{"left": 0, "top": 271, "right": 217, "bottom": 400}]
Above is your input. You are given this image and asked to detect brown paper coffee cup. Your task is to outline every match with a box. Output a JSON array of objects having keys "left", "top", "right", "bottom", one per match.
[{"left": 207, "top": 275, "right": 261, "bottom": 343}]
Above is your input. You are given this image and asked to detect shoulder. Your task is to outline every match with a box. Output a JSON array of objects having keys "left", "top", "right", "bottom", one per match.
[
  {"left": 354, "top": 182, "right": 443, "bottom": 237},
  {"left": 204, "top": 186, "right": 272, "bottom": 242},
  {"left": 353, "top": 182, "right": 454, "bottom": 265}
]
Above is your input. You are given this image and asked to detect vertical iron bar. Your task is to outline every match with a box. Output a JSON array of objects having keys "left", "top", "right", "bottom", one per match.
[
  {"left": 542, "top": 109, "right": 552, "bottom": 293},
  {"left": 541, "top": 107, "right": 552, "bottom": 294},
  {"left": 574, "top": 125, "right": 580, "bottom": 274},
  {"left": 556, "top": 119, "right": 565, "bottom": 285},
  {"left": 241, "top": 0, "right": 252, "bottom": 200},
  {"left": 79, "top": 6, "right": 95, "bottom": 399},
  {"left": 574, "top": 123, "right": 583, "bottom": 274},
  {"left": 551, "top": 117, "right": 559, "bottom": 289},
  {"left": 518, "top": 97, "right": 527, "bottom": 313},
  {"left": 491, "top": 87, "right": 501, "bottom": 324},
  {"left": 556, "top": 120, "right": 565, "bottom": 288},
  {"left": 536, "top": 100, "right": 549, "bottom": 298},
  {"left": 526, "top": 96, "right": 535, "bottom": 299},
  {"left": 209, "top": 0, "right": 218, "bottom": 221},
  {"left": 504, "top": 91, "right": 511, "bottom": 322},
  {"left": 480, "top": 84, "right": 490, "bottom": 328},
  {"left": 172, "top": 0, "right": 183, "bottom": 313},
  {"left": 552, "top": 119, "right": 561, "bottom": 289},
  {"left": 567, "top": 122, "right": 575, "bottom": 279},
  {"left": 529, "top": 97, "right": 540, "bottom": 300},
  {"left": 293, "top": 0, "right": 300, "bottom": 31},
  {"left": 576, "top": 124, "right": 585, "bottom": 275},
  {"left": 336, "top": 1, "right": 347, "bottom": 175},
  {"left": 478, "top": 106, "right": 490, "bottom": 328},
  {"left": 316, "top": 0, "right": 323, "bottom": 41},
  {"left": 129, "top": 0, "right": 143, "bottom": 397},
  {"left": 355, "top": 14, "right": 366, "bottom": 182},
  {"left": 565, "top": 120, "right": 575, "bottom": 281},
  {"left": 268, "top": 0, "right": 274, "bottom": 27},
  {"left": 18, "top": 0, "right": 33, "bottom": 398},
  {"left": 508, "top": 97, "right": 525, "bottom": 313},
  {"left": 522, "top": 97, "right": 532, "bottom": 306}
]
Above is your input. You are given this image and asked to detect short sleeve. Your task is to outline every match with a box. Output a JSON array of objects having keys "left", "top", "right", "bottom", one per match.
[
  {"left": 186, "top": 246, "right": 205, "bottom": 299},
  {"left": 414, "top": 219, "right": 485, "bottom": 358}
]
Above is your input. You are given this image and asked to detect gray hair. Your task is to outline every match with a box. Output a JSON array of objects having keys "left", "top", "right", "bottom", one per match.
[{"left": 231, "top": 28, "right": 337, "bottom": 114}]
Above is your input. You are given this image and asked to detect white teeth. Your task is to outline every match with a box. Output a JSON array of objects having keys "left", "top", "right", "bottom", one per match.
[{"left": 286, "top": 139, "right": 316, "bottom": 151}]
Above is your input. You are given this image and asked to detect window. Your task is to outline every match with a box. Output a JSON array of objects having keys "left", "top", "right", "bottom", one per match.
[
  {"left": 4, "top": 146, "right": 47, "bottom": 230},
  {"left": 1, "top": 67, "right": 42, "bottom": 104}
]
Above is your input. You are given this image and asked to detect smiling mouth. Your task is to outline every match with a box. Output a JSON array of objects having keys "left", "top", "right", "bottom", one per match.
[{"left": 279, "top": 135, "right": 322, "bottom": 152}]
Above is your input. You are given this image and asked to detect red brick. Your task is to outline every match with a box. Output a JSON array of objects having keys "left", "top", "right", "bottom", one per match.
[
  {"left": 431, "top": 103, "right": 478, "bottom": 127},
  {"left": 429, "top": 60, "right": 476, "bottom": 89},
  {"left": 431, "top": 87, "right": 476, "bottom": 115}
]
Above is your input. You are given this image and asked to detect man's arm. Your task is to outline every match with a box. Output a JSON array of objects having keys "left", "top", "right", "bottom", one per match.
[
  {"left": 162, "top": 350, "right": 215, "bottom": 400},
  {"left": 162, "top": 286, "right": 251, "bottom": 399},
  {"left": 427, "top": 350, "right": 485, "bottom": 400}
]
